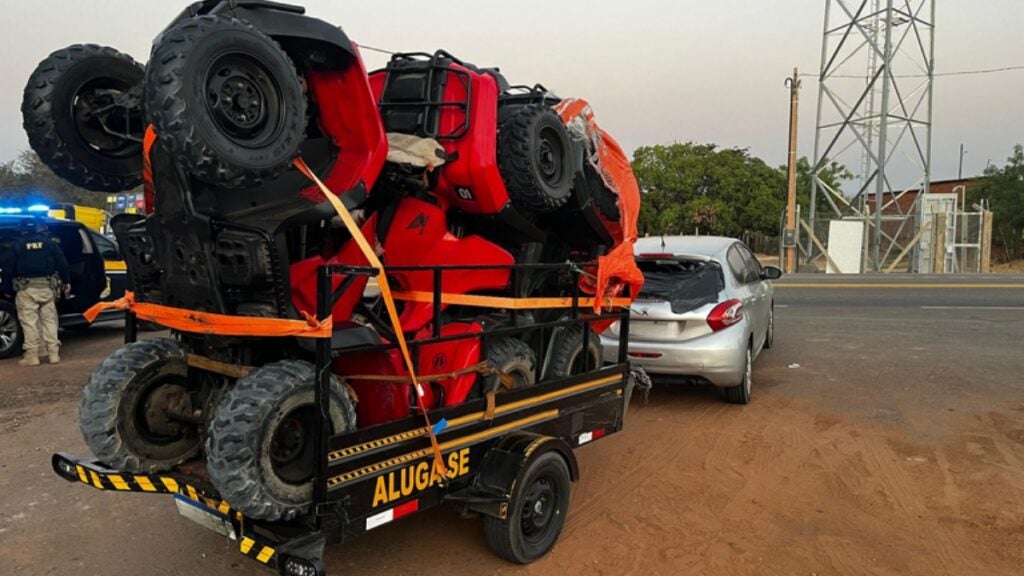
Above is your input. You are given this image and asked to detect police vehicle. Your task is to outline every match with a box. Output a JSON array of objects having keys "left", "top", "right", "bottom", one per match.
[{"left": 0, "top": 209, "right": 127, "bottom": 359}]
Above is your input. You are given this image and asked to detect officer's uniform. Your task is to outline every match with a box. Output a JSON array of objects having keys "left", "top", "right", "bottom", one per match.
[{"left": 8, "top": 224, "right": 69, "bottom": 366}]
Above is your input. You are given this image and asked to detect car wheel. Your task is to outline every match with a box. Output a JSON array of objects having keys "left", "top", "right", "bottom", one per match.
[
  {"left": 764, "top": 304, "right": 775, "bottom": 349},
  {"left": 0, "top": 301, "right": 24, "bottom": 360},
  {"left": 723, "top": 343, "right": 752, "bottom": 405}
]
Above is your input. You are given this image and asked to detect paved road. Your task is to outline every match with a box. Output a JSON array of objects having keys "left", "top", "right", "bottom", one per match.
[{"left": 1, "top": 275, "right": 1022, "bottom": 575}]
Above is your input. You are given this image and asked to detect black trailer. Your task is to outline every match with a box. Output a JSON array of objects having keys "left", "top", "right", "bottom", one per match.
[{"left": 51, "top": 262, "right": 645, "bottom": 575}]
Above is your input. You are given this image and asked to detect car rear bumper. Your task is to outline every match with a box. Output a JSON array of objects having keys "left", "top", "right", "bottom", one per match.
[{"left": 601, "top": 326, "right": 748, "bottom": 388}]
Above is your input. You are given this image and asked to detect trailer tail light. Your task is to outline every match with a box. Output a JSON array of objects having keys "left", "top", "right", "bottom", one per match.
[
  {"left": 282, "top": 556, "right": 323, "bottom": 576},
  {"left": 578, "top": 428, "right": 606, "bottom": 445},
  {"left": 707, "top": 299, "right": 744, "bottom": 332},
  {"left": 365, "top": 499, "right": 420, "bottom": 531}
]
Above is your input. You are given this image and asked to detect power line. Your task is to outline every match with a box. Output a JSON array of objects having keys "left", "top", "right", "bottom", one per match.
[
  {"left": 806, "top": 64, "right": 1024, "bottom": 80},
  {"left": 358, "top": 44, "right": 397, "bottom": 56}
]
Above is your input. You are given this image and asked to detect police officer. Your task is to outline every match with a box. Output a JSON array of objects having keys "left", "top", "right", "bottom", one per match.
[{"left": 7, "top": 219, "right": 69, "bottom": 366}]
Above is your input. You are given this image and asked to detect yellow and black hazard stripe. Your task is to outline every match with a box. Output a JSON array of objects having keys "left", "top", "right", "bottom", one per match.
[
  {"left": 240, "top": 536, "right": 277, "bottom": 565},
  {"left": 67, "top": 463, "right": 235, "bottom": 517},
  {"left": 328, "top": 374, "right": 621, "bottom": 464}
]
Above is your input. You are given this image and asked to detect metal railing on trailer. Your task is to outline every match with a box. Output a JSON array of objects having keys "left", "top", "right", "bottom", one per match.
[{"left": 52, "top": 261, "right": 642, "bottom": 576}]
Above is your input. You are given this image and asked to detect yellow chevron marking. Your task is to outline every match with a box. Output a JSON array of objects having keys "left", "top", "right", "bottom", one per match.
[
  {"left": 328, "top": 375, "right": 620, "bottom": 463},
  {"left": 90, "top": 471, "right": 105, "bottom": 490},
  {"left": 108, "top": 475, "right": 130, "bottom": 491},
  {"left": 217, "top": 501, "right": 231, "bottom": 515},
  {"left": 240, "top": 537, "right": 256, "bottom": 554},
  {"left": 134, "top": 476, "right": 157, "bottom": 492},
  {"left": 76, "top": 465, "right": 88, "bottom": 484},
  {"left": 187, "top": 485, "right": 199, "bottom": 501},
  {"left": 328, "top": 410, "right": 559, "bottom": 487},
  {"left": 160, "top": 477, "right": 179, "bottom": 493},
  {"left": 256, "top": 547, "right": 275, "bottom": 563}
]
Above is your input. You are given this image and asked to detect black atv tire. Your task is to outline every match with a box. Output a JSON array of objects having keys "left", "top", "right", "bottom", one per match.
[
  {"left": 145, "top": 15, "right": 307, "bottom": 189},
  {"left": 545, "top": 325, "right": 603, "bottom": 379},
  {"left": 79, "top": 338, "right": 201, "bottom": 472},
  {"left": 0, "top": 301, "right": 24, "bottom": 360},
  {"left": 205, "top": 360, "right": 356, "bottom": 522},
  {"left": 499, "top": 104, "right": 575, "bottom": 213},
  {"left": 480, "top": 337, "right": 537, "bottom": 395},
  {"left": 22, "top": 44, "right": 145, "bottom": 193}
]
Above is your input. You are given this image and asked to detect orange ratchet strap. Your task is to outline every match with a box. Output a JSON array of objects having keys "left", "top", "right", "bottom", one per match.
[
  {"left": 293, "top": 158, "right": 450, "bottom": 480},
  {"left": 390, "top": 290, "right": 633, "bottom": 310},
  {"left": 84, "top": 292, "right": 332, "bottom": 338}
]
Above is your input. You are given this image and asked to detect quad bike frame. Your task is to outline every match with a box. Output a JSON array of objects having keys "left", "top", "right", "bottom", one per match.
[{"left": 53, "top": 261, "right": 641, "bottom": 576}]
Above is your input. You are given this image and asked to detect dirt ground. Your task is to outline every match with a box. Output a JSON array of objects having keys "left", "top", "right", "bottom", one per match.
[{"left": 1, "top": 288, "right": 1024, "bottom": 575}]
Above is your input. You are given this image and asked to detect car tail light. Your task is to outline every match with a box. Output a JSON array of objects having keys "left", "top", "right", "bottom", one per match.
[{"left": 707, "top": 299, "right": 744, "bottom": 332}]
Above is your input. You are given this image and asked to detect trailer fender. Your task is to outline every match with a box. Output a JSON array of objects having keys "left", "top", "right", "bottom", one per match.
[{"left": 460, "top": 433, "right": 578, "bottom": 520}]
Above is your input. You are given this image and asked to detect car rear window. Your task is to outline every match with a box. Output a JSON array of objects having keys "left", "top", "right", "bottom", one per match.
[{"left": 636, "top": 258, "right": 725, "bottom": 313}]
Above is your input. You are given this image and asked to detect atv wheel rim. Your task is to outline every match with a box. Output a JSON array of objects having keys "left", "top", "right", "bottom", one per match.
[
  {"left": 521, "top": 475, "right": 558, "bottom": 544},
  {"left": 205, "top": 53, "right": 283, "bottom": 148},
  {"left": 269, "top": 405, "right": 318, "bottom": 485},
  {"left": 0, "top": 311, "right": 17, "bottom": 351},
  {"left": 537, "top": 127, "right": 565, "bottom": 186}
]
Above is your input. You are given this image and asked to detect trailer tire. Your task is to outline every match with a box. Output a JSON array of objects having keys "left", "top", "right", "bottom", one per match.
[
  {"left": 485, "top": 451, "right": 572, "bottom": 564},
  {"left": 545, "top": 325, "right": 603, "bottom": 379},
  {"left": 79, "top": 338, "right": 200, "bottom": 473},
  {"left": 481, "top": 337, "right": 536, "bottom": 395},
  {"left": 499, "top": 104, "right": 575, "bottom": 213},
  {"left": 145, "top": 15, "right": 307, "bottom": 189},
  {"left": 206, "top": 360, "right": 356, "bottom": 522},
  {"left": 22, "top": 44, "right": 145, "bottom": 193}
]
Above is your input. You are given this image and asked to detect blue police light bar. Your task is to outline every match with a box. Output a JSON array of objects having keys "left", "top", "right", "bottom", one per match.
[
  {"left": 0, "top": 207, "right": 24, "bottom": 214},
  {"left": 27, "top": 204, "right": 51, "bottom": 213}
]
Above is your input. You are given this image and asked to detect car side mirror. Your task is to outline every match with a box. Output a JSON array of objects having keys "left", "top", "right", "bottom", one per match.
[{"left": 761, "top": 266, "right": 783, "bottom": 281}]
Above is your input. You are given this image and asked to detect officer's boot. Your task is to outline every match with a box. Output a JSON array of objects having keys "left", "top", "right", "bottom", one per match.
[
  {"left": 18, "top": 352, "right": 40, "bottom": 367},
  {"left": 48, "top": 348, "right": 61, "bottom": 365}
]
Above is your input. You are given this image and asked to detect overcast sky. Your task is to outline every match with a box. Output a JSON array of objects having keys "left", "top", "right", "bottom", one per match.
[{"left": 1, "top": 0, "right": 1021, "bottom": 185}]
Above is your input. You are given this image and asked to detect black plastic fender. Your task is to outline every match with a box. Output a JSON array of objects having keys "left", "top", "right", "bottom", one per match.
[
  {"left": 167, "top": 1, "right": 358, "bottom": 70},
  {"left": 457, "top": 433, "right": 578, "bottom": 520}
]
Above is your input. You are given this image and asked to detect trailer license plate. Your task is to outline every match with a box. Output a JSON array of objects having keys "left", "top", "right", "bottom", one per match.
[{"left": 174, "top": 495, "right": 236, "bottom": 540}]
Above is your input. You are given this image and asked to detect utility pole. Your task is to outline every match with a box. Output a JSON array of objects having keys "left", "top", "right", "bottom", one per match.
[
  {"left": 784, "top": 68, "right": 801, "bottom": 274},
  {"left": 958, "top": 144, "right": 966, "bottom": 180}
]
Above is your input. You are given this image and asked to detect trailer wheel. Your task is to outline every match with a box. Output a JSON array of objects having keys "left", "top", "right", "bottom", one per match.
[
  {"left": 545, "top": 325, "right": 603, "bottom": 379},
  {"left": 79, "top": 339, "right": 200, "bottom": 472},
  {"left": 499, "top": 104, "right": 575, "bottom": 213},
  {"left": 481, "top": 337, "right": 536, "bottom": 395},
  {"left": 22, "top": 44, "right": 145, "bottom": 193},
  {"left": 206, "top": 360, "right": 356, "bottom": 522},
  {"left": 145, "top": 15, "right": 307, "bottom": 189},
  {"left": 485, "top": 452, "right": 572, "bottom": 564}
]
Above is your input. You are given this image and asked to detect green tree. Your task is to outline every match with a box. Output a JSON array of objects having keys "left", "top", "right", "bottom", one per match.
[
  {"left": 792, "top": 156, "right": 854, "bottom": 218},
  {"left": 632, "top": 142, "right": 786, "bottom": 237},
  {"left": 0, "top": 150, "right": 110, "bottom": 209},
  {"left": 971, "top": 144, "right": 1024, "bottom": 260}
]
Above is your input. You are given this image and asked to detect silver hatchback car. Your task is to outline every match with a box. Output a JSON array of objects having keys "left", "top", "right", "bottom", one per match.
[{"left": 601, "top": 236, "right": 782, "bottom": 404}]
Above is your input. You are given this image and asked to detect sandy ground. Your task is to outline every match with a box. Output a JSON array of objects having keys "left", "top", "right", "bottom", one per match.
[{"left": 1, "top": 281, "right": 1023, "bottom": 575}]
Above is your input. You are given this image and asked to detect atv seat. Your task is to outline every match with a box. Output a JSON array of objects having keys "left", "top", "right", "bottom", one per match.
[{"left": 296, "top": 321, "right": 380, "bottom": 354}]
